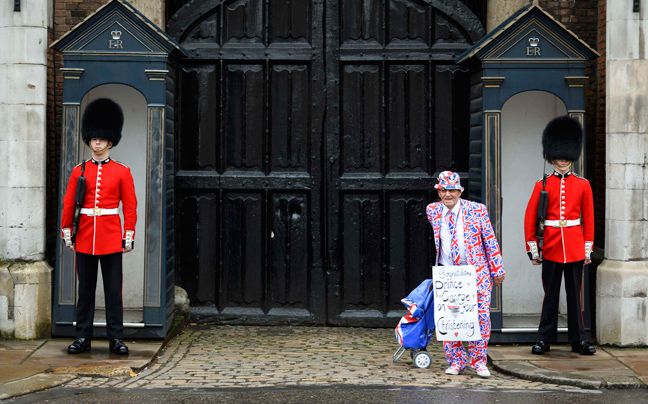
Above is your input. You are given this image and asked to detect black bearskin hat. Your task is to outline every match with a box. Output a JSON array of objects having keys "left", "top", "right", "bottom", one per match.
[
  {"left": 542, "top": 116, "right": 583, "bottom": 162},
  {"left": 81, "top": 98, "right": 123, "bottom": 147}
]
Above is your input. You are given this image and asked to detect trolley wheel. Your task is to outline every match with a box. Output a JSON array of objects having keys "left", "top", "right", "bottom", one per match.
[
  {"left": 410, "top": 346, "right": 427, "bottom": 359},
  {"left": 413, "top": 351, "right": 432, "bottom": 369}
]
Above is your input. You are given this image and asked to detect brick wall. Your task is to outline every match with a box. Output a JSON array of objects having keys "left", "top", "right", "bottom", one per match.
[
  {"left": 539, "top": 0, "right": 605, "bottom": 248},
  {"left": 46, "top": 0, "right": 111, "bottom": 263}
]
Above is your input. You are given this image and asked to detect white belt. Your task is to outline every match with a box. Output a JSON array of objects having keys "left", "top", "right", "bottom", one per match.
[
  {"left": 544, "top": 218, "right": 580, "bottom": 228},
  {"left": 80, "top": 208, "right": 119, "bottom": 216}
]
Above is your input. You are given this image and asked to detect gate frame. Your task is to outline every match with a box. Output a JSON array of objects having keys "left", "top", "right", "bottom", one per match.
[
  {"left": 456, "top": 4, "right": 599, "bottom": 343},
  {"left": 165, "top": 0, "right": 488, "bottom": 327}
]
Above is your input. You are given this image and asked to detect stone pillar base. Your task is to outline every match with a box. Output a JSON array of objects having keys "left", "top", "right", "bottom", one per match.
[
  {"left": 174, "top": 286, "right": 190, "bottom": 320},
  {"left": 0, "top": 261, "right": 52, "bottom": 340},
  {"left": 597, "top": 259, "right": 648, "bottom": 346}
]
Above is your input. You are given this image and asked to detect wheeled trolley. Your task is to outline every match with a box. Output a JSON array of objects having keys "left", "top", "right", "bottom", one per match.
[{"left": 393, "top": 279, "right": 435, "bottom": 369}]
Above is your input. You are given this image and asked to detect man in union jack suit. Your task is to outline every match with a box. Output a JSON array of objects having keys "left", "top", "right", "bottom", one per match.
[
  {"left": 61, "top": 98, "right": 137, "bottom": 355},
  {"left": 524, "top": 116, "right": 596, "bottom": 356},
  {"left": 426, "top": 171, "right": 505, "bottom": 378}
]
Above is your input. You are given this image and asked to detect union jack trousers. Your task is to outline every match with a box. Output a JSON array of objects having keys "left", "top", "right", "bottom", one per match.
[{"left": 426, "top": 199, "right": 505, "bottom": 370}]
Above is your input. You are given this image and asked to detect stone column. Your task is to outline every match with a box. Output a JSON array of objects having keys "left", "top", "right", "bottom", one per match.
[
  {"left": 130, "top": 0, "right": 165, "bottom": 29},
  {"left": 597, "top": 1, "right": 648, "bottom": 346},
  {"left": 487, "top": 0, "right": 532, "bottom": 32},
  {"left": 0, "top": 0, "right": 53, "bottom": 339}
]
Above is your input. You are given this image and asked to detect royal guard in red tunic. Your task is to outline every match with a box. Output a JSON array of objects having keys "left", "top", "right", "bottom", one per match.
[
  {"left": 524, "top": 116, "right": 596, "bottom": 356},
  {"left": 61, "top": 98, "right": 137, "bottom": 355}
]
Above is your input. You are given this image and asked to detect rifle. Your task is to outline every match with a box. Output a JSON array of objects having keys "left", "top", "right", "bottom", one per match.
[
  {"left": 71, "top": 161, "right": 86, "bottom": 245},
  {"left": 536, "top": 175, "right": 548, "bottom": 257}
]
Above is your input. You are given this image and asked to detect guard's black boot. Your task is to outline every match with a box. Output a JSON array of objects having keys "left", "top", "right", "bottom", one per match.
[
  {"left": 572, "top": 340, "right": 596, "bottom": 355},
  {"left": 531, "top": 340, "right": 550, "bottom": 355},
  {"left": 109, "top": 339, "right": 129, "bottom": 355},
  {"left": 67, "top": 338, "right": 91, "bottom": 354}
]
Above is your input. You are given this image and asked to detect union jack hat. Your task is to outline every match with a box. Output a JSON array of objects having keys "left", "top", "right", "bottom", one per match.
[{"left": 434, "top": 171, "right": 464, "bottom": 192}]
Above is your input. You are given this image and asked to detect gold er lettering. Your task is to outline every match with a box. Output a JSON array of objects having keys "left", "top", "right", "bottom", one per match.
[
  {"left": 109, "top": 39, "right": 123, "bottom": 49},
  {"left": 526, "top": 47, "right": 541, "bottom": 56}
]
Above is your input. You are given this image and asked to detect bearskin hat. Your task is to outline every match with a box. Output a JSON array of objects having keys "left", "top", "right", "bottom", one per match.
[
  {"left": 81, "top": 98, "right": 123, "bottom": 147},
  {"left": 542, "top": 116, "right": 583, "bottom": 162}
]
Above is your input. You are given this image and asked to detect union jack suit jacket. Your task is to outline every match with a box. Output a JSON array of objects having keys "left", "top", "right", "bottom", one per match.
[
  {"left": 426, "top": 199, "right": 505, "bottom": 292},
  {"left": 61, "top": 158, "right": 137, "bottom": 256}
]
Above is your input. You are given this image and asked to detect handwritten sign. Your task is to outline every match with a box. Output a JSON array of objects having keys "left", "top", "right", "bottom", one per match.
[{"left": 433, "top": 265, "right": 480, "bottom": 341}]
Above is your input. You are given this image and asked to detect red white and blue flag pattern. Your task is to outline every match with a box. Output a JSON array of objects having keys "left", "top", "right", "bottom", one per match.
[
  {"left": 395, "top": 279, "right": 435, "bottom": 350},
  {"left": 426, "top": 199, "right": 505, "bottom": 370}
]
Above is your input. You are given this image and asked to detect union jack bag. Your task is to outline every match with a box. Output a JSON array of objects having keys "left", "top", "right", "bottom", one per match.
[{"left": 395, "top": 279, "right": 435, "bottom": 350}]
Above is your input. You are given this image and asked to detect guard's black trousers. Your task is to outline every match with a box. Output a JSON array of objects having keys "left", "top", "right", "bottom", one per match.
[
  {"left": 537, "top": 259, "right": 586, "bottom": 342},
  {"left": 75, "top": 252, "right": 123, "bottom": 340}
]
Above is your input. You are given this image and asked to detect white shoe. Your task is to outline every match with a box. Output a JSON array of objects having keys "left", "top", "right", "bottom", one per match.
[
  {"left": 445, "top": 365, "right": 463, "bottom": 375},
  {"left": 474, "top": 366, "right": 491, "bottom": 378}
]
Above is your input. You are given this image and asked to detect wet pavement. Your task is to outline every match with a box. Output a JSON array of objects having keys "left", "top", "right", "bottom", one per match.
[
  {"left": 1, "top": 325, "right": 646, "bottom": 401},
  {"left": 489, "top": 343, "right": 648, "bottom": 389},
  {"left": 0, "top": 339, "right": 160, "bottom": 399},
  {"left": 6, "top": 386, "right": 648, "bottom": 404}
]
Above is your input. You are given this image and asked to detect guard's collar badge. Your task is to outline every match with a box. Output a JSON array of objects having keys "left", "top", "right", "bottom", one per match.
[
  {"left": 91, "top": 157, "right": 111, "bottom": 165},
  {"left": 553, "top": 171, "right": 571, "bottom": 179}
]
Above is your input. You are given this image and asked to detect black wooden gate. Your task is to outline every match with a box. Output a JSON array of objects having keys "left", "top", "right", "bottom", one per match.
[{"left": 167, "top": 0, "right": 484, "bottom": 326}]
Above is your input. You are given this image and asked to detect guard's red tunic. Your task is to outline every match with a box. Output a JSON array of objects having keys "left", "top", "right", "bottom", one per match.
[
  {"left": 61, "top": 158, "right": 137, "bottom": 255},
  {"left": 524, "top": 172, "right": 594, "bottom": 263}
]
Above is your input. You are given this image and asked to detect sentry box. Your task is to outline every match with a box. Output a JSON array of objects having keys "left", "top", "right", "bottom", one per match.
[
  {"left": 456, "top": 4, "right": 598, "bottom": 343},
  {"left": 50, "top": 0, "right": 186, "bottom": 339}
]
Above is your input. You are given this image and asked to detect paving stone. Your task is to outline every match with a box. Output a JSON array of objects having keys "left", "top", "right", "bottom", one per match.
[
  {"left": 0, "top": 364, "right": 50, "bottom": 384},
  {"left": 0, "top": 374, "right": 74, "bottom": 399},
  {"left": 56, "top": 325, "right": 573, "bottom": 391}
]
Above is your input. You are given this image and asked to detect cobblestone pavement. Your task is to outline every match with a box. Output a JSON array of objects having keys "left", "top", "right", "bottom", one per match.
[{"left": 62, "top": 325, "right": 568, "bottom": 391}]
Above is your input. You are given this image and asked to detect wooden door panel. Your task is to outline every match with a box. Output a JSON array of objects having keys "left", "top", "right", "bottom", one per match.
[
  {"left": 171, "top": 0, "right": 325, "bottom": 325},
  {"left": 225, "top": 64, "right": 265, "bottom": 171},
  {"left": 342, "top": 194, "right": 383, "bottom": 311},
  {"left": 270, "top": 65, "right": 311, "bottom": 172},
  {"left": 327, "top": 0, "right": 480, "bottom": 326},
  {"left": 224, "top": 0, "right": 263, "bottom": 44},
  {"left": 270, "top": 193, "right": 309, "bottom": 308},
  {"left": 341, "top": 64, "right": 382, "bottom": 173},
  {"left": 177, "top": 65, "right": 219, "bottom": 171},
  {"left": 175, "top": 191, "right": 219, "bottom": 304},
  {"left": 387, "top": 64, "right": 430, "bottom": 174},
  {"left": 223, "top": 192, "right": 264, "bottom": 309},
  {"left": 388, "top": 193, "right": 432, "bottom": 312},
  {"left": 388, "top": 0, "right": 432, "bottom": 46},
  {"left": 341, "top": 0, "right": 383, "bottom": 46},
  {"left": 269, "top": 0, "right": 312, "bottom": 44},
  {"left": 182, "top": 10, "right": 220, "bottom": 45}
]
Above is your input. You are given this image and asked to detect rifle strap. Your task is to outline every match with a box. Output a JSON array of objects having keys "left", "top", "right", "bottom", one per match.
[
  {"left": 81, "top": 160, "right": 85, "bottom": 177},
  {"left": 542, "top": 173, "right": 547, "bottom": 191}
]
